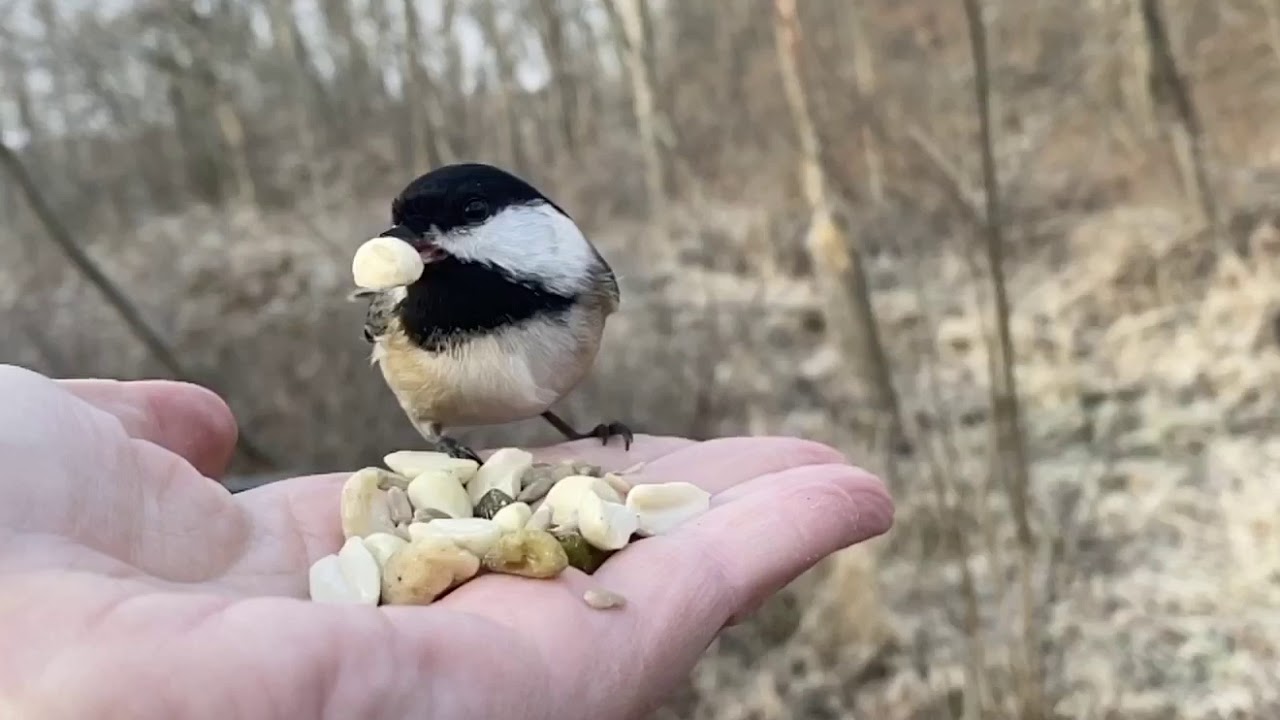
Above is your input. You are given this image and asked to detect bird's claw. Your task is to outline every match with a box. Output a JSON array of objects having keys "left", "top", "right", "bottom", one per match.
[
  {"left": 583, "top": 421, "right": 634, "bottom": 450},
  {"left": 540, "top": 411, "right": 634, "bottom": 450},
  {"left": 421, "top": 435, "right": 482, "bottom": 463}
]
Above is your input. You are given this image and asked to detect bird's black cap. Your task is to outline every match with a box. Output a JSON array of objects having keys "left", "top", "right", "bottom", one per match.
[{"left": 390, "top": 163, "right": 570, "bottom": 236}]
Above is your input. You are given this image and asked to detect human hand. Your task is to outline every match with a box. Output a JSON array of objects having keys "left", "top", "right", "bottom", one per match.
[{"left": 0, "top": 364, "right": 893, "bottom": 720}]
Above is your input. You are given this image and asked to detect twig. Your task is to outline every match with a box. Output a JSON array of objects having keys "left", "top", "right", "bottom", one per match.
[
  {"left": 0, "top": 140, "right": 278, "bottom": 471},
  {"left": 960, "top": 0, "right": 1044, "bottom": 716},
  {"left": 1141, "top": 0, "right": 1223, "bottom": 246}
]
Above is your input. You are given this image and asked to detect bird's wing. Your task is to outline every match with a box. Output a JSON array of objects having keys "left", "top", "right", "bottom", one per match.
[
  {"left": 349, "top": 288, "right": 402, "bottom": 343},
  {"left": 590, "top": 246, "right": 620, "bottom": 315},
  {"left": 597, "top": 264, "right": 620, "bottom": 315}
]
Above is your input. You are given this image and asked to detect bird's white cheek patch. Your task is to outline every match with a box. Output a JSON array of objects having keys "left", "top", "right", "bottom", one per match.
[{"left": 443, "top": 202, "right": 596, "bottom": 295}]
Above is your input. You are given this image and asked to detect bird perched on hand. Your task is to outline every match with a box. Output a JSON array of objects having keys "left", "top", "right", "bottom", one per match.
[{"left": 351, "top": 162, "right": 633, "bottom": 462}]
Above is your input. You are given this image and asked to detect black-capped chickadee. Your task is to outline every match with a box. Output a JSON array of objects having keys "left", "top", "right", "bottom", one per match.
[{"left": 352, "top": 162, "right": 633, "bottom": 462}]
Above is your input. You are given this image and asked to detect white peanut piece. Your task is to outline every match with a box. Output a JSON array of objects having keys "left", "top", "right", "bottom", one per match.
[
  {"left": 362, "top": 532, "right": 409, "bottom": 567},
  {"left": 408, "top": 518, "right": 503, "bottom": 557},
  {"left": 309, "top": 537, "right": 382, "bottom": 605},
  {"left": 352, "top": 236, "right": 425, "bottom": 290},
  {"left": 341, "top": 468, "right": 399, "bottom": 539},
  {"left": 601, "top": 472, "right": 633, "bottom": 498},
  {"left": 384, "top": 451, "right": 479, "bottom": 483},
  {"left": 338, "top": 536, "right": 382, "bottom": 605},
  {"left": 583, "top": 588, "right": 627, "bottom": 610},
  {"left": 308, "top": 554, "right": 356, "bottom": 604},
  {"left": 578, "top": 490, "right": 639, "bottom": 551},
  {"left": 543, "top": 475, "right": 624, "bottom": 529},
  {"left": 492, "top": 501, "right": 533, "bottom": 533},
  {"left": 525, "top": 503, "right": 553, "bottom": 532},
  {"left": 626, "top": 482, "right": 712, "bottom": 536},
  {"left": 468, "top": 448, "right": 533, "bottom": 505},
  {"left": 406, "top": 470, "right": 474, "bottom": 519}
]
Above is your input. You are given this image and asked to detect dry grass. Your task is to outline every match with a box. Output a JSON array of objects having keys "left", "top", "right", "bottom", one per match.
[{"left": 644, "top": 199, "right": 1280, "bottom": 719}]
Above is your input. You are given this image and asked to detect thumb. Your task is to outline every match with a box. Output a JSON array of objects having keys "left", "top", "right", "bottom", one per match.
[{"left": 58, "top": 378, "right": 239, "bottom": 480}]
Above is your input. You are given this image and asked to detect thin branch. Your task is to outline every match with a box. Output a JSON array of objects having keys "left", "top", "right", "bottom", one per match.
[
  {"left": 774, "top": 0, "right": 908, "bottom": 452},
  {"left": 0, "top": 140, "right": 278, "bottom": 471},
  {"left": 961, "top": 0, "right": 1043, "bottom": 716},
  {"left": 962, "top": 0, "right": 1033, "bottom": 557},
  {"left": 1141, "top": 0, "right": 1222, "bottom": 244}
]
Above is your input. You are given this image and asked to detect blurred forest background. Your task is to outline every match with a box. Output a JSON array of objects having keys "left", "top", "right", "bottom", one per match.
[{"left": 4, "top": 0, "right": 1280, "bottom": 717}]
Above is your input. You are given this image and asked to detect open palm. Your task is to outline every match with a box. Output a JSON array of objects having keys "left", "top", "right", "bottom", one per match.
[{"left": 0, "top": 365, "right": 893, "bottom": 720}]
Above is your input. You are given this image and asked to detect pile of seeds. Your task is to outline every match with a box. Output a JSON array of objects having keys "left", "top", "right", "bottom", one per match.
[{"left": 308, "top": 448, "right": 711, "bottom": 608}]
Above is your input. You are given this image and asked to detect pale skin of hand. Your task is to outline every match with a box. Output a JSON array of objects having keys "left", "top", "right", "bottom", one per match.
[{"left": 0, "top": 364, "right": 893, "bottom": 720}]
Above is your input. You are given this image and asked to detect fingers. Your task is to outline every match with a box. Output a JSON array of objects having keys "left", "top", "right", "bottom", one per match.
[
  {"left": 539, "top": 460, "right": 892, "bottom": 717},
  {"left": 59, "top": 379, "right": 239, "bottom": 479},
  {"left": 625, "top": 436, "right": 849, "bottom": 494},
  {"left": 596, "top": 462, "right": 892, "bottom": 639},
  {"left": 498, "top": 435, "right": 845, "bottom": 494},
  {"left": 492, "top": 434, "right": 697, "bottom": 471}
]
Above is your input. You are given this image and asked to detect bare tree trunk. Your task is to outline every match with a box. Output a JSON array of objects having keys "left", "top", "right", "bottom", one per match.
[
  {"left": 533, "top": 0, "right": 578, "bottom": 156},
  {"left": 265, "top": 0, "right": 329, "bottom": 114},
  {"left": 150, "top": 53, "right": 254, "bottom": 206},
  {"left": 319, "top": 0, "right": 378, "bottom": 129},
  {"left": 960, "top": 2, "right": 1043, "bottom": 717},
  {"left": 420, "top": 0, "right": 460, "bottom": 163},
  {"left": 712, "top": 3, "right": 752, "bottom": 137},
  {"left": 607, "top": 0, "right": 667, "bottom": 220},
  {"left": 264, "top": 0, "right": 324, "bottom": 201},
  {"left": 474, "top": 0, "right": 530, "bottom": 176},
  {"left": 212, "top": 95, "right": 256, "bottom": 205},
  {"left": 568, "top": 3, "right": 607, "bottom": 146},
  {"left": 365, "top": 0, "right": 398, "bottom": 103},
  {"left": 400, "top": 0, "right": 432, "bottom": 174},
  {"left": 848, "top": 1, "right": 885, "bottom": 204},
  {"left": 34, "top": 0, "right": 81, "bottom": 177},
  {"left": 1264, "top": 0, "right": 1280, "bottom": 69},
  {"left": 0, "top": 141, "right": 276, "bottom": 471},
  {"left": 1120, "top": 0, "right": 1156, "bottom": 131},
  {"left": 1141, "top": 0, "right": 1221, "bottom": 243},
  {"left": 145, "top": 3, "right": 259, "bottom": 206},
  {"left": 565, "top": 3, "right": 604, "bottom": 147},
  {"left": 1, "top": 49, "right": 44, "bottom": 166},
  {"left": 773, "top": 0, "right": 907, "bottom": 453},
  {"left": 166, "top": 78, "right": 225, "bottom": 205},
  {"left": 904, "top": 223, "right": 994, "bottom": 720}
]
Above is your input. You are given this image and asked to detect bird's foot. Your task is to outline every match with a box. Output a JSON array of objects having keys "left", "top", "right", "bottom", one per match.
[
  {"left": 579, "top": 421, "right": 634, "bottom": 449},
  {"left": 420, "top": 434, "right": 482, "bottom": 463},
  {"left": 542, "top": 412, "right": 634, "bottom": 450}
]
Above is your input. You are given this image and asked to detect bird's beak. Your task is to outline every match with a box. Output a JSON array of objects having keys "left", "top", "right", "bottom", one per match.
[{"left": 380, "top": 224, "right": 446, "bottom": 263}]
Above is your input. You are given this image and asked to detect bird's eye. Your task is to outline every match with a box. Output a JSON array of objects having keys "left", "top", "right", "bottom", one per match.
[{"left": 463, "top": 199, "right": 488, "bottom": 222}]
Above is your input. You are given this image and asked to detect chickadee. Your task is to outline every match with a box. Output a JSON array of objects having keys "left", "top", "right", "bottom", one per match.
[{"left": 352, "top": 162, "right": 633, "bottom": 462}]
